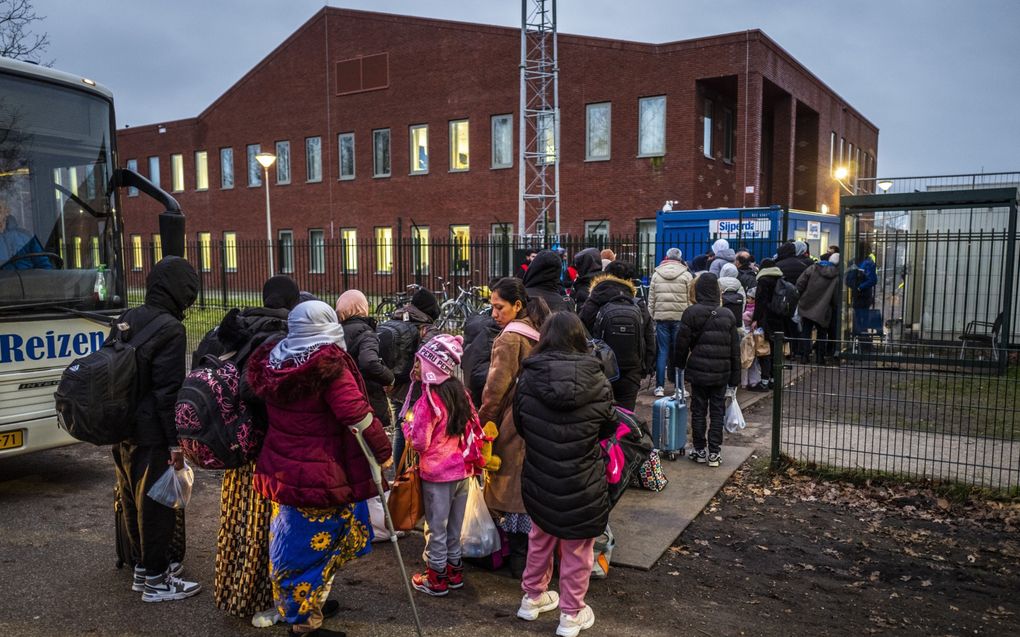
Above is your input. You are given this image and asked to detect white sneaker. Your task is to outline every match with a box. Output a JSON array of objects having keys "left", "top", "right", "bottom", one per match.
[
  {"left": 132, "top": 562, "right": 183, "bottom": 592},
  {"left": 654, "top": 386, "right": 665, "bottom": 397},
  {"left": 556, "top": 605, "right": 595, "bottom": 637},
  {"left": 251, "top": 607, "right": 282, "bottom": 628},
  {"left": 517, "top": 591, "right": 560, "bottom": 621},
  {"left": 141, "top": 572, "right": 202, "bottom": 602}
]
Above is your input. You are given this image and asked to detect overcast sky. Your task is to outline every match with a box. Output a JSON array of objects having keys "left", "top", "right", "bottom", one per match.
[{"left": 37, "top": 0, "right": 1020, "bottom": 177}]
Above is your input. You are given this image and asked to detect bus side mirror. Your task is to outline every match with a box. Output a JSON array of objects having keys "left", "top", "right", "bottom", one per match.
[
  {"left": 113, "top": 168, "right": 186, "bottom": 257},
  {"left": 159, "top": 211, "right": 186, "bottom": 257}
]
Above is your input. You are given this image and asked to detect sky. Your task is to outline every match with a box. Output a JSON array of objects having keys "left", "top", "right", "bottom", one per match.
[{"left": 35, "top": 0, "right": 1020, "bottom": 178}]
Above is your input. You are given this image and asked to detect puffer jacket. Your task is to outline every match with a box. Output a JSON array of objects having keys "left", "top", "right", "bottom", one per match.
[
  {"left": 404, "top": 384, "right": 477, "bottom": 482},
  {"left": 751, "top": 266, "right": 786, "bottom": 335},
  {"left": 648, "top": 259, "right": 693, "bottom": 321},
  {"left": 514, "top": 350, "right": 616, "bottom": 539},
  {"left": 579, "top": 273, "right": 655, "bottom": 373},
  {"left": 523, "top": 250, "right": 573, "bottom": 312},
  {"left": 718, "top": 273, "right": 747, "bottom": 324},
  {"left": 709, "top": 248, "right": 736, "bottom": 276},
  {"left": 776, "top": 243, "right": 811, "bottom": 284},
  {"left": 570, "top": 248, "right": 603, "bottom": 308},
  {"left": 796, "top": 261, "right": 841, "bottom": 327},
  {"left": 247, "top": 343, "right": 391, "bottom": 508},
  {"left": 673, "top": 273, "right": 741, "bottom": 388},
  {"left": 342, "top": 315, "right": 395, "bottom": 427}
]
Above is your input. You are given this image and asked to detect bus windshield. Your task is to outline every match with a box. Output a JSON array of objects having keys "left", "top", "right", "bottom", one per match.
[{"left": 0, "top": 71, "right": 121, "bottom": 314}]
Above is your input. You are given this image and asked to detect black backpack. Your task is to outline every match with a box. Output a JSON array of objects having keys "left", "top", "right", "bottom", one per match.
[
  {"left": 769, "top": 278, "right": 801, "bottom": 318},
  {"left": 378, "top": 319, "right": 421, "bottom": 381},
  {"left": 593, "top": 297, "right": 645, "bottom": 370},
  {"left": 54, "top": 313, "right": 175, "bottom": 445},
  {"left": 461, "top": 314, "right": 500, "bottom": 406}
]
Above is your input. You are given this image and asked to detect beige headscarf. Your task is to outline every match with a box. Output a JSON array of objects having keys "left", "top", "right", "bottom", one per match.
[{"left": 335, "top": 289, "right": 370, "bottom": 321}]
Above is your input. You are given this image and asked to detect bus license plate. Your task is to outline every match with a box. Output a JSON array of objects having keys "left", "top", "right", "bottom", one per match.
[{"left": 0, "top": 430, "right": 24, "bottom": 450}]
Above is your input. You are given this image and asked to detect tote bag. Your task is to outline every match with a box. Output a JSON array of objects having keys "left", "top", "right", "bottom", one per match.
[{"left": 386, "top": 445, "right": 423, "bottom": 532}]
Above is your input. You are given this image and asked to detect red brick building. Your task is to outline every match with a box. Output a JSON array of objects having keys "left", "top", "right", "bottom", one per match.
[{"left": 117, "top": 7, "right": 877, "bottom": 268}]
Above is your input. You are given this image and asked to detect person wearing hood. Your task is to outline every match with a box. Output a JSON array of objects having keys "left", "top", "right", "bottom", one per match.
[
  {"left": 337, "top": 290, "right": 395, "bottom": 428},
  {"left": 750, "top": 259, "right": 785, "bottom": 391},
  {"left": 796, "top": 252, "right": 842, "bottom": 364},
  {"left": 523, "top": 249, "right": 573, "bottom": 312},
  {"left": 578, "top": 260, "right": 655, "bottom": 410},
  {"left": 111, "top": 256, "right": 202, "bottom": 602},
  {"left": 690, "top": 249, "right": 714, "bottom": 274},
  {"left": 776, "top": 241, "right": 811, "bottom": 284},
  {"left": 513, "top": 311, "right": 617, "bottom": 637},
  {"left": 708, "top": 239, "right": 736, "bottom": 277},
  {"left": 718, "top": 263, "right": 747, "bottom": 322},
  {"left": 247, "top": 300, "right": 392, "bottom": 637},
  {"left": 673, "top": 273, "right": 741, "bottom": 467},
  {"left": 570, "top": 247, "right": 603, "bottom": 308},
  {"left": 648, "top": 247, "right": 694, "bottom": 397}
]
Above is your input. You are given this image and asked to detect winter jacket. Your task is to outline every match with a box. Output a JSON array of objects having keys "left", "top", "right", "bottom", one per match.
[
  {"left": 480, "top": 318, "right": 539, "bottom": 514},
  {"left": 709, "top": 248, "right": 736, "bottom": 276},
  {"left": 737, "top": 265, "right": 758, "bottom": 292},
  {"left": 342, "top": 316, "right": 395, "bottom": 428},
  {"left": 648, "top": 259, "right": 693, "bottom": 321},
  {"left": 388, "top": 304, "right": 443, "bottom": 404},
  {"left": 404, "top": 385, "right": 476, "bottom": 483},
  {"left": 570, "top": 248, "right": 603, "bottom": 308},
  {"left": 850, "top": 257, "right": 878, "bottom": 309},
  {"left": 247, "top": 343, "right": 392, "bottom": 508},
  {"left": 674, "top": 273, "right": 741, "bottom": 388},
  {"left": 461, "top": 314, "right": 501, "bottom": 406},
  {"left": 191, "top": 306, "right": 288, "bottom": 369},
  {"left": 718, "top": 274, "right": 747, "bottom": 324},
  {"left": 523, "top": 250, "right": 573, "bottom": 313},
  {"left": 124, "top": 257, "right": 199, "bottom": 446},
  {"left": 514, "top": 350, "right": 616, "bottom": 539},
  {"left": 751, "top": 266, "right": 786, "bottom": 335},
  {"left": 579, "top": 273, "right": 655, "bottom": 373},
  {"left": 776, "top": 243, "right": 811, "bottom": 284},
  {"left": 796, "top": 261, "right": 841, "bottom": 327}
]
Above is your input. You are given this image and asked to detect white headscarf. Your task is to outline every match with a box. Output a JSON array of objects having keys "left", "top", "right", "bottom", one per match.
[{"left": 269, "top": 300, "right": 345, "bottom": 368}]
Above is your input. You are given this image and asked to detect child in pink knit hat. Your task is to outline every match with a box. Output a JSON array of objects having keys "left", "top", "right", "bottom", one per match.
[{"left": 401, "top": 335, "right": 486, "bottom": 597}]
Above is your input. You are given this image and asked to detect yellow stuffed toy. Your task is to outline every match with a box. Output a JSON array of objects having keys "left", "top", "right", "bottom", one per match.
[{"left": 481, "top": 421, "right": 501, "bottom": 472}]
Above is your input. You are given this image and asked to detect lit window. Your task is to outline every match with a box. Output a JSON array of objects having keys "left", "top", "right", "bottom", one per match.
[
  {"left": 152, "top": 234, "right": 163, "bottom": 262},
  {"left": 91, "top": 237, "right": 100, "bottom": 268},
  {"left": 839, "top": 137, "right": 845, "bottom": 168},
  {"left": 306, "top": 137, "right": 322, "bottom": 182},
  {"left": 220, "top": 147, "right": 234, "bottom": 189},
  {"left": 131, "top": 235, "right": 143, "bottom": 271},
  {"left": 585, "top": 220, "right": 609, "bottom": 242},
  {"left": 247, "top": 144, "right": 261, "bottom": 187},
  {"left": 489, "top": 222, "right": 513, "bottom": 278},
  {"left": 338, "top": 132, "right": 355, "bottom": 180},
  {"left": 410, "top": 125, "right": 429, "bottom": 174},
  {"left": 68, "top": 166, "right": 79, "bottom": 197},
  {"left": 126, "top": 159, "right": 138, "bottom": 196},
  {"left": 73, "top": 236, "right": 82, "bottom": 268},
  {"left": 373, "top": 129, "right": 391, "bottom": 177},
  {"left": 309, "top": 229, "right": 325, "bottom": 273},
  {"left": 195, "top": 151, "right": 209, "bottom": 190},
  {"left": 536, "top": 113, "right": 556, "bottom": 164},
  {"left": 586, "top": 103, "right": 611, "bottom": 161},
  {"left": 723, "top": 108, "right": 735, "bottom": 163},
  {"left": 171, "top": 154, "right": 184, "bottom": 192},
  {"left": 278, "top": 230, "right": 294, "bottom": 274},
  {"left": 638, "top": 96, "right": 666, "bottom": 157},
  {"left": 341, "top": 228, "right": 358, "bottom": 273},
  {"left": 276, "top": 141, "right": 291, "bottom": 184},
  {"left": 450, "top": 120, "right": 469, "bottom": 171},
  {"left": 829, "top": 132, "right": 836, "bottom": 175},
  {"left": 491, "top": 114, "right": 513, "bottom": 169},
  {"left": 223, "top": 232, "right": 237, "bottom": 272},
  {"left": 411, "top": 226, "right": 429, "bottom": 275},
  {"left": 450, "top": 225, "right": 470, "bottom": 272},
  {"left": 198, "top": 232, "right": 212, "bottom": 272},
  {"left": 702, "top": 98, "right": 714, "bottom": 159},
  {"left": 375, "top": 227, "right": 393, "bottom": 273},
  {"left": 148, "top": 156, "right": 160, "bottom": 188}
]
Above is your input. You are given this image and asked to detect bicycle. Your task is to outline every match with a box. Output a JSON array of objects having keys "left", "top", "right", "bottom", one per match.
[
  {"left": 436, "top": 284, "right": 487, "bottom": 332},
  {"left": 375, "top": 283, "right": 422, "bottom": 318}
]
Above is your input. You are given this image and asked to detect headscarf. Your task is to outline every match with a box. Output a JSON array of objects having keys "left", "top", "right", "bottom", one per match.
[
  {"left": 262, "top": 275, "right": 300, "bottom": 310},
  {"left": 269, "top": 300, "right": 345, "bottom": 368},
  {"left": 712, "top": 239, "right": 730, "bottom": 254},
  {"left": 335, "top": 289, "right": 370, "bottom": 322},
  {"left": 794, "top": 240, "right": 808, "bottom": 256}
]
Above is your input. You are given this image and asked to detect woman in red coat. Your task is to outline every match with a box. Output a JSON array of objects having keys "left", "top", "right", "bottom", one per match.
[{"left": 247, "top": 300, "right": 392, "bottom": 637}]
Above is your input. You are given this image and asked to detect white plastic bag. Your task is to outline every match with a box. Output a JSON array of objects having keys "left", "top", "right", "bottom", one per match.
[
  {"left": 147, "top": 463, "right": 194, "bottom": 509},
  {"left": 367, "top": 493, "right": 392, "bottom": 543},
  {"left": 460, "top": 477, "right": 501, "bottom": 558},
  {"left": 724, "top": 394, "right": 746, "bottom": 433}
]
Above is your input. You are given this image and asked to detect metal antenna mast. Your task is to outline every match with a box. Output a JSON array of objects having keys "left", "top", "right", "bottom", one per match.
[{"left": 518, "top": 0, "right": 560, "bottom": 240}]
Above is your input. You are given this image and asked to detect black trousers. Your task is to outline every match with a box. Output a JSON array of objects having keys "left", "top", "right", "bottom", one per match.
[
  {"left": 611, "top": 366, "right": 643, "bottom": 412},
  {"left": 112, "top": 442, "right": 178, "bottom": 575},
  {"left": 690, "top": 384, "right": 726, "bottom": 454},
  {"left": 800, "top": 318, "right": 833, "bottom": 362}
]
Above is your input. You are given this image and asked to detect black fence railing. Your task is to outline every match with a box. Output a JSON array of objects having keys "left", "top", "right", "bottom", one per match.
[{"left": 772, "top": 334, "right": 1020, "bottom": 494}]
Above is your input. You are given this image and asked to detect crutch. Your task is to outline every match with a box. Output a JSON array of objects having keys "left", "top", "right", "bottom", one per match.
[{"left": 349, "top": 414, "right": 425, "bottom": 637}]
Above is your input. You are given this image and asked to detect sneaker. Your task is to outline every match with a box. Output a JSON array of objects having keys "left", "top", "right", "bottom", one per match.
[
  {"left": 689, "top": 448, "right": 707, "bottom": 463},
  {"left": 141, "top": 572, "right": 201, "bottom": 602},
  {"left": 707, "top": 452, "right": 721, "bottom": 467},
  {"left": 654, "top": 386, "right": 665, "bottom": 397},
  {"left": 517, "top": 591, "right": 560, "bottom": 621},
  {"left": 411, "top": 566, "right": 448, "bottom": 597},
  {"left": 748, "top": 382, "right": 770, "bottom": 393},
  {"left": 556, "top": 605, "right": 595, "bottom": 637},
  {"left": 251, "top": 607, "right": 281, "bottom": 628},
  {"left": 446, "top": 561, "right": 464, "bottom": 589},
  {"left": 133, "top": 562, "right": 183, "bottom": 592}
]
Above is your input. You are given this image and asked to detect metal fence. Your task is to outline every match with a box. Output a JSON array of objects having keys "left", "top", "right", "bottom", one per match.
[
  {"left": 857, "top": 172, "right": 1020, "bottom": 196},
  {"left": 771, "top": 334, "right": 1020, "bottom": 494}
]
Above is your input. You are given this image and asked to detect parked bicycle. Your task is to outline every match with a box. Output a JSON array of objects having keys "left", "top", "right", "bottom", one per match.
[
  {"left": 436, "top": 284, "right": 488, "bottom": 332},
  {"left": 374, "top": 283, "right": 422, "bottom": 318}
]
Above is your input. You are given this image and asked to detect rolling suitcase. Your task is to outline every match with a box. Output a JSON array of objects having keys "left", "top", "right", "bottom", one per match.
[{"left": 652, "top": 368, "right": 687, "bottom": 460}]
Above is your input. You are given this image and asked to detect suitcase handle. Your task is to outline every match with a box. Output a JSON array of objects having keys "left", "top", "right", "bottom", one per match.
[{"left": 673, "top": 368, "right": 685, "bottom": 404}]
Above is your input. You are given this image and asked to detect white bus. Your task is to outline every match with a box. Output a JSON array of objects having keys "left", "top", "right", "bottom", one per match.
[{"left": 0, "top": 57, "right": 185, "bottom": 458}]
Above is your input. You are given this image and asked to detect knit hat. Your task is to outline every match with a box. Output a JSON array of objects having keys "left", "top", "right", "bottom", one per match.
[
  {"left": 411, "top": 287, "right": 440, "bottom": 320},
  {"left": 666, "top": 247, "right": 683, "bottom": 260},
  {"left": 416, "top": 334, "right": 463, "bottom": 385},
  {"left": 262, "top": 275, "right": 300, "bottom": 310},
  {"left": 335, "top": 289, "right": 369, "bottom": 321}
]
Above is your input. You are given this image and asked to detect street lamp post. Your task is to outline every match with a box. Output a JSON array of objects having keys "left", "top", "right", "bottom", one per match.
[{"left": 255, "top": 152, "right": 277, "bottom": 277}]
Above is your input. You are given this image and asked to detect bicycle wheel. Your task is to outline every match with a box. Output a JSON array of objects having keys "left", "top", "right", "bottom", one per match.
[
  {"left": 375, "top": 299, "right": 397, "bottom": 318},
  {"left": 437, "top": 299, "right": 459, "bottom": 331}
]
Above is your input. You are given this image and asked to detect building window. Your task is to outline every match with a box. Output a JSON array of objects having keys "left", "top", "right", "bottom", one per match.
[
  {"left": 855, "top": 147, "right": 862, "bottom": 181},
  {"left": 847, "top": 142, "right": 855, "bottom": 178},
  {"left": 585, "top": 220, "right": 609, "bottom": 242},
  {"left": 130, "top": 235, "right": 143, "bottom": 271},
  {"left": 491, "top": 114, "right": 513, "bottom": 169},
  {"left": 450, "top": 120, "right": 469, "bottom": 171},
  {"left": 338, "top": 132, "right": 355, "bottom": 180},
  {"left": 126, "top": 159, "right": 138, "bottom": 196},
  {"left": 722, "top": 108, "right": 735, "bottom": 163},
  {"left": 340, "top": 228, "right": 358, "bottom": 273},
  {"left": 637, "top": 219, "right": 657, "bottom": 276},
  {"left": 220, "top": 147, "right": 234, "bottom": 189},
  {"left": 89, "top": 236, "right": 99, "bottom": 268},
  {"left": 247, "top": 144, "right": 261, "bottom": 187},
  {"left": 839, "top": 137, "right": 845, "bottom": 169},
  {"left": 148, "top": 156, "right": 160, "bottom": 188},
  {"left": 411, "top": 226, "right": 429, "bottom": 275},
  {"left": 375, "top": 226, "right": 393, "bottom": 273},
  {"left": 309, "top": 229, "right": 325, "bottom": 273},
  {"left": 223, "top": 232, "right": 237, "bottom": 272},
  {"left": 72, "top": 236, "right": 82, "bottom": 269},
  {"left": 275, "top": 141, "right": 291, "bottom": 185},
  {"left": 195, "top": 151, "right": 209, "bottom": 190},
  {"left": 278, "top": 230, "right": 294, "bottom": 274},
  {"left": 450, "top": 224, "right": 470, "bottom": 272},
  {"left": 171, "top": 154, "right": 184, "bottom": 192},
  {"left": 305, "top": 136, "right": 322, "bottom": 182},
  {"left": 536, "top": 113, "right": 556, "bottom": 164},
  {"left": 638, "top": 96, "right": 666, "bottom": 157},
  {"left": 489, "top": 222, "right": 513, "bottom": 278},
  {"left": 585, "top": 102, "right": 611, "bottom": 161},
  {"left": 373, "top": 129, "right": 391, "bottom": 178},
  {"left": 151, "top": 234, "right": 163, "bottom": 263},
  {"left": 410, "top": 124, "right": 428, "bottom": 174},
  {"left": 702, "top": 98, "right": 714, "bottom": 159},
  {"left": 197, "top": 232, "right": 212, "bottom": 272}
]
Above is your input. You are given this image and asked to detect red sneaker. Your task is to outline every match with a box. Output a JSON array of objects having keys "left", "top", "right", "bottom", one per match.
[
  {"left": 411, "top": 566, "right": 448, "bottom": 596},
  {"left": 446, "top": 561, "right": 464, "bottom": 589}
]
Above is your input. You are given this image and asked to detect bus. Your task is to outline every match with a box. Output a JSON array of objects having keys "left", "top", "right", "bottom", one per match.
[{"left": 0, "top": 57, "right": 185, "bottom": 458}]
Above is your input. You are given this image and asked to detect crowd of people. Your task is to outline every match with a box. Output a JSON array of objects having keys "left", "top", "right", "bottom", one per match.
[{"left": 109, "top": 237, "right": 878, "bottom": 636}]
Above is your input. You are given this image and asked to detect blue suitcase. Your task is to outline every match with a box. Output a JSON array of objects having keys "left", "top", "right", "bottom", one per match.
[{"left": 652, "top": 369, "right": 687, "bottom": 460}]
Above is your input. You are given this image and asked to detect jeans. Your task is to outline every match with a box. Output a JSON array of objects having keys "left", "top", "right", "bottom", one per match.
[
  {"left": 690, "top": 384, "right": 726, "bottom": 454},
  {"left": 655, "top": 320, "right": 681, "bottom": 388},
  {"left": 422, "top": 478, "right": 470, "bottom": 570},
  {"left": 521, "top": 525, "right": 597, "bottom": 615},
  {"left": 390, "top": 397, "right": 406, "bottom": 463}
]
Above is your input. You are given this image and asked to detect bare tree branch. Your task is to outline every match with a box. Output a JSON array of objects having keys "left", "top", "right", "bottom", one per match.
[{"left": 0, "top": 0, "right": 50, "bottom": 64}]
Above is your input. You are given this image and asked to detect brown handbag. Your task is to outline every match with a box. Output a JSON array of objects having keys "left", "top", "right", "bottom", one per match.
[{"left": 386, "top": 444, "right": 423, "bottom": 532}]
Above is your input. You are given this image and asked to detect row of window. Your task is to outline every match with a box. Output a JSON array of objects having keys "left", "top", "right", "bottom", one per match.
[{"left": 829, "top": 131, "right": 874, "bottom": 181}]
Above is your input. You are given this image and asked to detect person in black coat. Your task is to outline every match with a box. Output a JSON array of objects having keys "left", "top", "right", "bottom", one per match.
[
  {"left": 336, "top": 289, "right": 396, "bottom": 428},
  {"left": 523, "top": 249, "right": 573, "bottom": 312},
  {"left": 570, "top": 247, "right": 603, "bottom": 308},
  {"left": 750, "top": 259, "right": 784, "bottom": 390},
  {"left": 673, "top": 272, "right": 741, "bottom": 467},
  {"left": 513, "top": 311, "right": 616, "bottom": 628}
]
